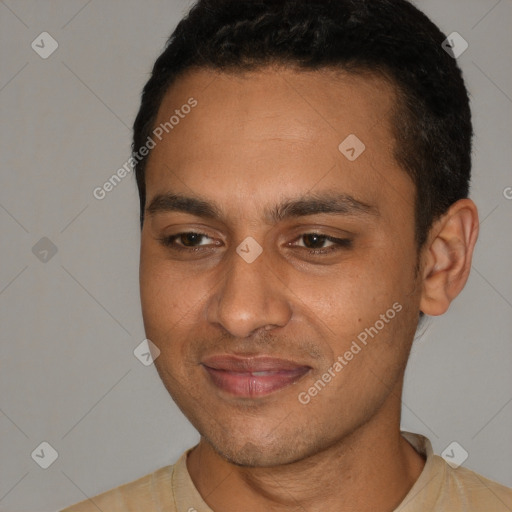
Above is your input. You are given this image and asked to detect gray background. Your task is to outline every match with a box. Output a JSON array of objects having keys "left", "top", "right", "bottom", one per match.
[{"left": 0, "top": 0, "right": 511, "bottom": 510}]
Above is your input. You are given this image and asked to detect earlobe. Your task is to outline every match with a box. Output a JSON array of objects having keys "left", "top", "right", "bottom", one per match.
[{"left": 419, "top": 199, "right": 479, "bottom": 316}]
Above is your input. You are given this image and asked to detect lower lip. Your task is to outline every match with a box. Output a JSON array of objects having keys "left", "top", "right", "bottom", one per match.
[{"left": 203, "top": 366, "right": 310, "bottom": 397}]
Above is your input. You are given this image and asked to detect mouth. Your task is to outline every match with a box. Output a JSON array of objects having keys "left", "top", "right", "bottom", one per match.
[{"left": 201, "top": 354, "right": 312, "bottom": 398}]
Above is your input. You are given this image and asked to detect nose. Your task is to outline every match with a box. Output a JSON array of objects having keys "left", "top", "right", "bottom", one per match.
[{"left": 206, "top": 244, "right": 292, "bottom": 339}]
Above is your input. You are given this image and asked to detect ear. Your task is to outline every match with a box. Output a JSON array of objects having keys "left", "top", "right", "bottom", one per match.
[{"left": 419, "top": 198, "right": 479, "bottom": 316}]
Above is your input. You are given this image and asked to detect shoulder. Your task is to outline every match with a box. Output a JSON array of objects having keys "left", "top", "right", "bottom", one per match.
[
  {"left": 397, "top": 432, "right": 512, "bottom": 511},
  {"left": 438, "top": 458, "right": 512, "bottom": 511},
  {"left": 59, "top": 465, "right": 174, "bottom": 512},
  {"left": 399, "top": 453, "right": 512, "bottom": 511}
]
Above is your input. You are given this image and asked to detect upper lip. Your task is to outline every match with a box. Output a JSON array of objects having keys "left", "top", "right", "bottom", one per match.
[{"left": 201, "top": 354, "right": 311, "bottom": 372}]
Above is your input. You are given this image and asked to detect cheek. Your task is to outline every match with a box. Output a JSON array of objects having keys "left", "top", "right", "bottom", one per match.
[
  {"left": 140, "top": 262, "right": 200, "bottom": 382},
  {"left": 300, "top": 255, "right": 416, "bottom": 377},
  {"left": 139, "top": 252, "right": 192, "bottom": 340},
  {"left": 303, "top": 257, "right": 405, "bottom": 325},
  {"left": 139, "top": 249, "right": 218, "bottom": 372}
]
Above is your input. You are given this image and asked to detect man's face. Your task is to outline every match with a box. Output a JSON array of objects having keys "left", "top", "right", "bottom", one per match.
[{"left": 139, "top": 67, "right": 424, "bottom": 466}]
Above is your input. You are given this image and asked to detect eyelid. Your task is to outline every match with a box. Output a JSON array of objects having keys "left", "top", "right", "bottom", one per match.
[
  {"left": 288, "top": 233, "right": 353, "bottom": 253},
  {"left": 290, "top": 233, "right": 342, "bottom": 247},
  {"left": 158, "top": 231, "right": 217, "bottom": 248}
]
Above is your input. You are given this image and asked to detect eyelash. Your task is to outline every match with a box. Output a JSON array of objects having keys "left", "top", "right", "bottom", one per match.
[{"left": 158, "top": 232, "right": 352, "bottom": 255}]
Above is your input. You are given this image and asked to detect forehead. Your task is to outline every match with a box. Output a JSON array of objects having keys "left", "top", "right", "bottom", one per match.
[
  {"left": 144, "top": 66, "right": 414, "bottom": 222},
  {"left": 152, "top": 66, "right": 397, "bottom": 152}
]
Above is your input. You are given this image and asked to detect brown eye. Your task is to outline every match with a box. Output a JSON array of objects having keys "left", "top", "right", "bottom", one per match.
[
  {"left": 158, "top": 232, "right": 215, "bottom": 250},
  {"left": 179, "top": 233, "right": 207, "bottom": 247},
  {"left": 291, "top": 233, "right": 352, "bottom": 255},
  {"left": 301, "top": 234, "right": 331, "bottom": 249}
]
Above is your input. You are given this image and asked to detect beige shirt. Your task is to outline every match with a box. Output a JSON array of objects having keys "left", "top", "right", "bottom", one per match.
[{"left": 61, "top": 432, "right": 512, "bottom": 511}]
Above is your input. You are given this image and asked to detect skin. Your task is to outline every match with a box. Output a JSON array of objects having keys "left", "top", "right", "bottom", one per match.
[{"left": 139, "top": 66, "right": 479, "bottom": 512}]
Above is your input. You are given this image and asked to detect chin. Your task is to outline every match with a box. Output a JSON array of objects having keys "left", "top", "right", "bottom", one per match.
[
  {"left": 217, "top": 442, "right": 291, "bottom": 467},
  {"left": 203, "top": 431, "right": 313, "bottom": 468}
]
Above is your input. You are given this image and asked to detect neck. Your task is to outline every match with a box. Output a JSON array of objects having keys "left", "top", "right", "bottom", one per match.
[{"left": 187, "top": 386, "right": 426, "bottom": 512}]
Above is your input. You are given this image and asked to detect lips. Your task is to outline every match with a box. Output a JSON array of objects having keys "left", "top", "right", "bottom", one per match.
[{"left": 201, "top": 355, "right": 311, "bottom": 397}]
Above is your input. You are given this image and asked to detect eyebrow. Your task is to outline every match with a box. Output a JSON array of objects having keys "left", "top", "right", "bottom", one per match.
[{"left": 145, "top": 191, "right": 379, "bottom": 223}]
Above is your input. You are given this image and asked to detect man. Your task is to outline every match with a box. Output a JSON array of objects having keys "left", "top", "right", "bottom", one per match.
[{"left": 62, "top": 0, "right": 512, "bottom": 510}]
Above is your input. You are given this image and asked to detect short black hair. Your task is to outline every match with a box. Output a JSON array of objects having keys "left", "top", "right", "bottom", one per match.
[{"left": 133, "top": 0, "right": 472, "bottom": 251}]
